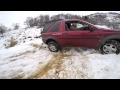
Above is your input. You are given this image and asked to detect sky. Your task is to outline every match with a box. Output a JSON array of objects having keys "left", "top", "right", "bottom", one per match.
[{"left": 0, "top": 11, "right": 120, "bottom": 28}]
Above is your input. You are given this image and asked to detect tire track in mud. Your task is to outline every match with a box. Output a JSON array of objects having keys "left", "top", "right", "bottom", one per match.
[
  {"left": 28, "top": 51, "right": 71, "bottom": 79},
  {"left": 9, "top": 46, "right": 94, "bottom": 79},
  {"left": 24, "top": 46, "right": 96, "bottom": 79},
  {"left": 28, "top": 48, "right": 92, "bottom": 79}
]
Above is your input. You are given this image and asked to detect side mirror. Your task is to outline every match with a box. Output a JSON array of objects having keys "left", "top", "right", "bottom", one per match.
[
  {"left": 83, "top": 26, "right": 93, "bottom": 32},
  {"left": 88, "top": 27, "right": 94, "bottom": 32}
]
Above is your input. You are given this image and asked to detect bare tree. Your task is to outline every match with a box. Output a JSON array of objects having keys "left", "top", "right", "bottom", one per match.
[
  {"left": 24, "top": 17, "right": 35, "bottom": 27},
  {"left": 13, "top": 23, "right": 19, "bottom": 30}
]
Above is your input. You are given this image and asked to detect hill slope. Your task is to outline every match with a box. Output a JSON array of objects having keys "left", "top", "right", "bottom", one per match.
[{"left": 86, "top": 12, "right": 120, "bottom": 29}]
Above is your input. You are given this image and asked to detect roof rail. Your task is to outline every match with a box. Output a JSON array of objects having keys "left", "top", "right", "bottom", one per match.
[
  {"left": 47, "top": 19, "right": 63, "bottom": 23},
  {"left": 43, "top": 19, "right": 63, "bottom": 26}
]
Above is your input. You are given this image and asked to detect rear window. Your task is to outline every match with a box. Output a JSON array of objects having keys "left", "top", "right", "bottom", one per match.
[
  {"left": 50, "top": 22, "right": 61, "bottom": 32},
  {"left": 43, "top": 22, "right": 56, "bottom": 33}
]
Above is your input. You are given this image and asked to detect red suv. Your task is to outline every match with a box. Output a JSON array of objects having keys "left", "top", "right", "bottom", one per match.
[{"left": 41, "top": 19, "right": 120, "bottom": 54}]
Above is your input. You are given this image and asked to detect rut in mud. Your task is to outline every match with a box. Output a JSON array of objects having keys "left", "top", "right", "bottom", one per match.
[
  {"left": 28, "top": 51, "right": 71, "bottom": 79},
  {"left": 28, "top": 48, "right": 91, "bottom": 79}
]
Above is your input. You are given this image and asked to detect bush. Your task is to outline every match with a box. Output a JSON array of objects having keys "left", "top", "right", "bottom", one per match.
[
  {"left": 5, "top": 37, "right": 17, "bottom": 48},
  {"left": 24, "top": 15, "right": 50, "bottom": 28},
  {"left": 9, "top": 37, "right": 17, "bottom": 47},
  {"left": 0, "top": 25, "right": 7, "bottom": 35}
]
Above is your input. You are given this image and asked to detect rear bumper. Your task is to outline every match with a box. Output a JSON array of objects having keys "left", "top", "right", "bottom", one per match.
[{"left": 42, "top": 38, "right": 47, "bottom": 44}]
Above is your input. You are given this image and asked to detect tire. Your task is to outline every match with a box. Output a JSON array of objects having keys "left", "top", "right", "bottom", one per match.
[
  {"left": 100, "top": 40, "right": 120, "bottom": 54},
  {"left": 48, "top": 41, "right": 60, "bottom": 52}
]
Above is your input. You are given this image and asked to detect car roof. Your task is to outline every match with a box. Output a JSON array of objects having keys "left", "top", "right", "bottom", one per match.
[
  {"left": 45, "top": 19, "right": 97, "bottom": 28},
  {"left": 62, "top": 19, "right": 82, "bottom": 21}
]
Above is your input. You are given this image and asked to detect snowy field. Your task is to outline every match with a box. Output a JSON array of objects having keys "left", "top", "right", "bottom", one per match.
[{"left": 0, "top": 27, "right": 120, "bottom": 79}]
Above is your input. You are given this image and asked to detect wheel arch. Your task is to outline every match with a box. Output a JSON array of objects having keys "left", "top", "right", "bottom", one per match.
[
  {"left": 98, "top": 35, "right": 120, "bottom": 50},
  {"left": 45, "top": 36, "right": 60, "bottom": 45}
]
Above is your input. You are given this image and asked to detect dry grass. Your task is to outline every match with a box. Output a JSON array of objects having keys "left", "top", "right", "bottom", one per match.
[
  {"left": 5, "top": 37, "right": 17, "bottom": 48},
  {"left": 9, "top": 37, "right": 17, "bottom": 47},
  {"left": 12, "top": 74, "right": 25, "bottom": 79}
]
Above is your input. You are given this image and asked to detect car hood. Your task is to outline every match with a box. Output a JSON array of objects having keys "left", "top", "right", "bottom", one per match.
[{"left": 99, "top": 28, "right": 120, "bottom": 32}]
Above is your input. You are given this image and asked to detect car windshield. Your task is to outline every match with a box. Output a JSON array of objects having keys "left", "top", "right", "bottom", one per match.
[
  {"left": 95, "top": 25, "right": 111, "bottom": 29},
  {"left": 81, "top": 20, "right": 97, "bottom": 27},
  {"left": 82, "top": 21, "right": 111, "bottom": 30}
]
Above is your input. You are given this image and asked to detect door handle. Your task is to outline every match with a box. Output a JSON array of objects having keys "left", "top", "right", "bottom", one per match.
[{"left": 64, "top": 33, "right": 68, "bottom": 34}]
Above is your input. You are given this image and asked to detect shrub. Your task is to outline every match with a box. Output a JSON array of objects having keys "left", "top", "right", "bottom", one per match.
[
  {"left": 0, "top": 25, "right": 7, "bottom": 35},
  {"left": 5, "top": 37, "right": 17, "bottom": 48}
]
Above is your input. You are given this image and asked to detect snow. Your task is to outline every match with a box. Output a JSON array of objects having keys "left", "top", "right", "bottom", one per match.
[
  {"left": 88, "top": 54, "right": 120, "bottom": 79},
  {"left": 0, "top": 27, "right": 120, "bottom": 79},
  {"left": 106, "top": 13, "right": 120, "bottom": 23},
  {"left": 0, "top": 38, "right": 53, "bottom": 79}
]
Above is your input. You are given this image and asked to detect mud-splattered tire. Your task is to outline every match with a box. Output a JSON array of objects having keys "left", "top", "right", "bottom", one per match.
[
  {"left": 48, "top": 41, "right": 60, "bottom": 52},
  {"left": 100, "top": 40, "right": 120, "bottom": 54}
]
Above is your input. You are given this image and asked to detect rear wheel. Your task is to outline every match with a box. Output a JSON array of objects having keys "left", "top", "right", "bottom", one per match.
[
  {"left": 100, "top": 40, "right": 120, "bottom": 54},
  {"left": 48, "top": 41, "right": 60, "bottom": 52}
]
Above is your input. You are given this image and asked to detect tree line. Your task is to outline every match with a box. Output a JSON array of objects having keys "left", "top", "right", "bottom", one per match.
[
  {"left": 24, "top": 14, "right": 82, "bottom": 28},
  {"left": 24, "top": 13, "right": 119, "bottom": 29}
]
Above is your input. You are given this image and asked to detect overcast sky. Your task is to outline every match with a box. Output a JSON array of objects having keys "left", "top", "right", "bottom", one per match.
[{"left": 0, "top": 11, "right": 120, "bottom": 28}]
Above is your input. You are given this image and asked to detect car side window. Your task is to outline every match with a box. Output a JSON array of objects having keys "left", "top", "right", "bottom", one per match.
[
  {"left": 65, "top": 21, "right": 93, "bottom": 31},
  {"left": 43, "top": 22, "right": 56, "bottom": 33},
  {"left": 50, "top": 22, "right": 61, "bottom": 32}
]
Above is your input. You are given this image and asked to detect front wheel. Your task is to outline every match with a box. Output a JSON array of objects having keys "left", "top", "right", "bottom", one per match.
[
  {"left": 100, "top": 40, "right": 120, "bottom": 54},
  {"left": 48, "top": 41, "right": 60, "bottom": 52}
]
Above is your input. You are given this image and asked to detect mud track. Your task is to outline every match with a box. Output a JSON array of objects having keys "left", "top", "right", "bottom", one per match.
[{"left": 28, "top": 51, "right": 71, "bottom": 79}]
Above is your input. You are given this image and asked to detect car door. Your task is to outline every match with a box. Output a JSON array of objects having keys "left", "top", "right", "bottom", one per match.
[{"left": 62, "top": 21, "right": 101, "bottom": 48}]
